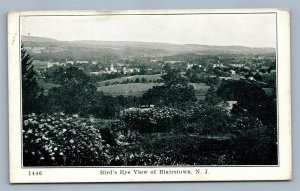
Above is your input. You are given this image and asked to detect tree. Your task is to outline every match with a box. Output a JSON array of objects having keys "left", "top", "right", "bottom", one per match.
[
  {"left": 205, "top": 87, "right": 223, "bottom": 105},
  {"left": 141, "top": 77, "right": 147, "bottom": 83},
  {"left": 134, "top": 78, "right": 140, "bottom": 83},
  {"left": 47, "top": 66, "right": 97, "bottom": 116},
  {"left": 228, "top": 113, "right": 277, "bottom": 165},
  {"left": 216, "top": 79, "right": 276, "bottom": 126},
  {"left": 142, "top": 68, "right": 196, "bottom": 106},
  {"left": 21, "top": 44, "right": 43, "bottom": 114}
]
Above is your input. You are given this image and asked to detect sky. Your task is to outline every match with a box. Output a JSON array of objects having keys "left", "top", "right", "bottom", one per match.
[{"left": 21, "top": 13, "right": 277, "bottom": 48}]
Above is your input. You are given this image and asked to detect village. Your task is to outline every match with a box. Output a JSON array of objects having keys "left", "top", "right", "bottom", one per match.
[{"left": 31, "top": 53, "right": 276, "bottom": 99}]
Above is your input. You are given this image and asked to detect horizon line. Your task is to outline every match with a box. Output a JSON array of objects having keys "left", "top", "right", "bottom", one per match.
[{"left": 21, "top": 35, "right": 276, "bottom": 49}]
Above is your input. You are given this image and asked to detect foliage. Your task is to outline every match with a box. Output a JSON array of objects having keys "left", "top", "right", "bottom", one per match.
[
  {"left": 205, "top": 86, "right": 223, "bottom": 105},
  {"left": 119, "top": 107, "right": 188, "bottom": 133},
  {"left": 45, "top": 67, "right": 96, "bottom": 115},
  {"left": 21, "top": 44, "right": 44, "bottom": 114},
  {"left": 138, "top": 134, "right": 234, "bottom": 165},
  {"left": 44, "top": 66, "right": 142, "bottom": 118},
  {"left": 23, "top": 113, "right": 108, "bottom": 166},
  {"left": 217, "top": 79, "right": 277, "bottom": 126},
  {"left": 119, "top": 101, "right": 230, "bottom": 135},
  {"left": 217, "top": 79, "right": 267, "bottom": 104},
  {"left": 44, "top": 66, "right": 90, "bottom": 85},
  {"left": 141, "top": 69, "right": 196, "bottom": 106},
  {"left": 187, "top": 102, "right": 230, "bottom": 134},
  {"left": 110, "top": 152, "right": 177, "bottom": 166},
  {"left": 228, "top": 113, "right": 278, "bottom": 164},
  {"left": 98, "top": 126, "right": 117, "bottom": 146},
  {"left": 186, "top": 66, "right": 220, "bottom": 85}
]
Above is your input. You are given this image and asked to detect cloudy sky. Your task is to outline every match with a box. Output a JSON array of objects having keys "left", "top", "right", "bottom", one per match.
[{"left": 21, "top": 13, "right": 276, "bottom": 48}]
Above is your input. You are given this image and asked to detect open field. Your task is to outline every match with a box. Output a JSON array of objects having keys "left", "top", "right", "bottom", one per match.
[
  {"left": 97, "top": 83, "right": 162, "bottom": 97},
  {"left": 191, "top": 83, "right": 211, "bottom": 100},
  {"left": 97, "top": 82, "right": 210, "bottom": 100},
  {"left": 37, "top": 75, "right": 210, "bottom": 100},
  {"left": 97, "top": 74, "right": 162, "bottom": 87},
  {"left": 36, "top": 78, "right": 60, "bottom": 90}
]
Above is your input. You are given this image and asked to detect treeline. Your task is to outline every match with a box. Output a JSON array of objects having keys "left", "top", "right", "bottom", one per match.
[
  {"left": 33, "top": 68, "right": 141, "bottom": 118},
  {"left": 103, "top": 77, "right": 162, "bottom": 86}
]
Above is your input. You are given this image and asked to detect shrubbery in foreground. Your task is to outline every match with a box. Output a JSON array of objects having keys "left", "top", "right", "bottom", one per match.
[
  {"left": 119, "top": 106, "right": 189, "bottom": 133},
  {"left": 119, "top": 104, "right": 229, "bottom": 134},
  {"left": 23, "top": 108, "right": 277, "bottom": 166},
  {"left": 23, "top": 113, "right": 108, "bottom": 166}
]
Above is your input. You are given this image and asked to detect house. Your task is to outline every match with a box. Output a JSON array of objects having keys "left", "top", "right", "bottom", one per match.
[
  {"left": 134, "top": 68, "right": 141, "bottom": 73},
  {"left": 66, "top": 60, "right": 74, "bottom": 65},
  {"left": 213, "top": 63, "right": 224, "bottom": 68},
  {"left": 76, "top": 60, "right": 89, "bottom": 64},
  {"left": 219, "top": 75, "right": 244, "bottom": 81},
  {"left": 47, "top": 62, "right": 60, "bottom": 68},
  {"left": 165, "top": 61, "right": 184, "bottom": 64},
  {"left": 187, "top": 62, "right": 194, "bottom": 69},
  {"left": 110, "top": 63, "right": 118, "bottom": 73},
  {"left": 219, "top": 77, "right": 232, "bottom": 80},
  {"left": 123, "top": 68, "right": 134, "bottom": 74},
  {"left": 230, "top": 63, "right": 244, "bottom": 68},
  {"left": 90, "top": 72, "right": 101, "bottom": 75}
]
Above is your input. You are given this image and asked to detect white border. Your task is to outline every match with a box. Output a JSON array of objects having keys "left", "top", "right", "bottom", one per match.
[{"left": 8, "top": 9, "right": 291, "bottom": 183}]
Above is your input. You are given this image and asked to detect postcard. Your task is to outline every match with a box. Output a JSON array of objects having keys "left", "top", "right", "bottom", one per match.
[{"left": 8, "top": 9, "right": 291, "bottom": 183}]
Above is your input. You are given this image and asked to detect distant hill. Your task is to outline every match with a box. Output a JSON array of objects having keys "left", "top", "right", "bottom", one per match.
[
  {"left": 21, "top": 35, "right": 59, "bottom": 42},
  {"left": 21, "top": 35, "right": 276, "bottom": 60}
]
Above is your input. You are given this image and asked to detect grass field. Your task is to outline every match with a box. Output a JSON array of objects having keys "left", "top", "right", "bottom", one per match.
[
  {"left": 191, "top": 83, "right": 210, "bottom": 100},
  {"left": 36, "top": 78, "right": 60, "bottom": 90},
  {"left": 97, "top": 82, "right": 210, "bottom": 100},
  {"left": 97, "top": 83, "right": 162, "bottom": 97},
  {"left": 97, "top": 74, "right": 162, "bottom": 87}
]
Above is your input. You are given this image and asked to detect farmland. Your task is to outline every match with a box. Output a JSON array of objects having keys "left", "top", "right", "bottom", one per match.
[
  {"left": 190, "top": 83, "right": 210, "bottom": 100},
  {"left": 97, "top": 74, "right": 162, "bottom": 87},
  {"left": 97, "top": 83, "right": 162, "bottom": 97},
  {"left": 97, "top": 82, "right": 210, "bottom": 100}
]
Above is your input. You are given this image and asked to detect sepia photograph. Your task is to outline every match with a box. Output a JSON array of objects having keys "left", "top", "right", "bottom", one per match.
[{"left": 8, "top": 9, "right": 291, "bottom": 182}]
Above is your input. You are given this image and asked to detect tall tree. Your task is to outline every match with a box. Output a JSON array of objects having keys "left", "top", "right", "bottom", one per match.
[
  {"left": 142, "top": 68, "right": 196, "bottom": 106},
  {"left": 21, "top": 44, "right": 43, "bottom": 114},
  {"left": 47, "top": 66, "right": 97, "bottom": 116}
]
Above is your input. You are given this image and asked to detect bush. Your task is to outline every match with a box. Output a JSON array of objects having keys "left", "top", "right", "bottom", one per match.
[
  {"left": 138, "top": 134, "right": 234, "bottom": 165},
  {"left": 228, "top": 114, "right": 278, "bottom": 165},
  {"left": 109, "top": 152, "right": 176, "bottom": 166},
  {"left": 187, "top": 103, "right": 230, "bottom": 135},
  {"left": 23, "top": 113, "right": 108, "bottom": 166},
  {"left": 99, "top": 126, "right": 117, "bottom": 146},
  {"left": 119, "top": 107, "right": 188, "bottom": 133}
]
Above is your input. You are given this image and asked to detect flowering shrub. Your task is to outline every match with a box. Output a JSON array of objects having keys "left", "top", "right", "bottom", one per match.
[
  {"left": 110, "top": 152, "right": 177, "bottom": 166},
  {"left": 118, "top": 104, "right": 230, "bottom": 134},
  {"left": 138, "top": 133, "right": 235, "bottom": 165},
  {"left": 23, "top": 113, "right": 108, "bottom": 166},
  {"left": 228, "top": 114, "right": 277, "bottom": 165},
  {"left": 119, "top": 107, "right": 188, "bottom": 133}
]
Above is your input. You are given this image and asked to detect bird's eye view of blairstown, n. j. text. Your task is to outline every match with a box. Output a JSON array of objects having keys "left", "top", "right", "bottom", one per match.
[{"left": 19, "top": 12, "right": 279, "bottom": 168}]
